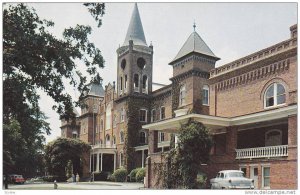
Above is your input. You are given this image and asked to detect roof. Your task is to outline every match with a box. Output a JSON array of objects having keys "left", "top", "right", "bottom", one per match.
[
  {"left": 169, "top": 31, "right": 219, "bottom": 64},
  {"left": 122, "top": 3, "right": 147, "bottom": 47},
  {"left": 86, "top": 82, "right": 105, "bottom": 97}
]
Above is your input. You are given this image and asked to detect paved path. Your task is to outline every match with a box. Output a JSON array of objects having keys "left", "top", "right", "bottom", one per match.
[{"left": 6, "top": 181, "right": 145, "bottom": 190}]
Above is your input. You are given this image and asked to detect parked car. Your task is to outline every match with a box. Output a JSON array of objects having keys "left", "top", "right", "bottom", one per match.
[
  {"left": 210, "top": 170, "right": 254, "bottom": 189},
  {"left": 9, "top": 174, "right": 25, "bottom": 184}
]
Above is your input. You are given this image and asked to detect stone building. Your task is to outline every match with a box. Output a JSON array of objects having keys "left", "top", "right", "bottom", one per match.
[{"left": 61, "top": 3, "right": 297, "bottom": 189}]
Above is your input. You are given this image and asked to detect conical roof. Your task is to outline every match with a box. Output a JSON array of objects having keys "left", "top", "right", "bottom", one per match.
[
  {"left": 122, "top": 3, "right": 147, "bottom": 47},
  {"left": 85, "top": 82, "right": 105, "bottom": 97},
  {"left": 169, "top": 31, "right": 219, "bottom": 64}
]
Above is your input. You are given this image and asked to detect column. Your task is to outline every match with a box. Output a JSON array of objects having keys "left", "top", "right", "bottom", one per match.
[
  {"left": 288, "top": 115, "right": 297, "bottom": 160},
  {"left": 149, "top": 130, "right": 158, "bottom": 154},
  {"left": 96, "top": 153, "right": 100, "bottom": 172},
  {"left": 142, "top": 150, "right": 145, "bottom": 168},
  {"left": 89, "top": 154, "right": 92, "bottom": 172},
  {"left": 175, "top": 134, "right": 179, "bottom": 148},
  {"left": 100, "top": 153, "right": 103, "bottom": 171},
  {"left": 114, "top": 152, "right": 117, "bottom": 171},
  {"left": 226, "top": 126, "right": 238, "bottom": 160}
]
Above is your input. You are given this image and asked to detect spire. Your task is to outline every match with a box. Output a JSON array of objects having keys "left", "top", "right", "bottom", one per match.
[
  {"left": 123, "top": 3, "right": 147, "bottom": 47},
  {"left": 169, "top": 29, "right": 220, "bottom": 65}
]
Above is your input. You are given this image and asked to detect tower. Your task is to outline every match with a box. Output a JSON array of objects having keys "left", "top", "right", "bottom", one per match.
[
  {"left": 116, "top": 3, "right": 153, "bottom": 97},
  {"left": 115, "top": 3, "right": 153, "bottom": 171},
  {"left": 169, "top": 23, "right": 220, "bottom": 115}
]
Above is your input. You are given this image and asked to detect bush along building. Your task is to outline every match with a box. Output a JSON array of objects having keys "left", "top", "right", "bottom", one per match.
[{"left": 60, "top": 3, "right": 297, "bottom": 189}]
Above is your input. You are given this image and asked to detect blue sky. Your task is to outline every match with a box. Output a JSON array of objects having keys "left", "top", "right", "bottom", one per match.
[{"left": 21, "top": 2, "right": 297, "bottom": 143}]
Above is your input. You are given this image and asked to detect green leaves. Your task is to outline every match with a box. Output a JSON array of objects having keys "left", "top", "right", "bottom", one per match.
[{"left": 84, "top": 3, "right": 105, "bottom": 27}]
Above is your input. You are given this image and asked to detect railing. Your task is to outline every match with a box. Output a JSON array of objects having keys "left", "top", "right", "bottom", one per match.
[
  {"left": 92, "top": 144, "right": 117, "bottom": 149},
  {"left": 235, "top": 145, "right": 288, "bottom": 160}
]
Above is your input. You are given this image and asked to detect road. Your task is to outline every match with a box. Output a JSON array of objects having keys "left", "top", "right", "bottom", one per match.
[{"left": 5, "top": 181, "right": 145, "bottom": 190}]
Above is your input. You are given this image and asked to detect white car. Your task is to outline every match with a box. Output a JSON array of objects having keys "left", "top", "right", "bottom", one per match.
[{"left": 210, "top": 170, "right": 254, "bottom": 189}]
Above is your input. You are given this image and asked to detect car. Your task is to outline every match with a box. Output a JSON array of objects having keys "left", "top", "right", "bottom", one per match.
[
  {"left": 9, "top": 174, "right": 25, "bottom": 184},
  {"left": 210, "top": 170, "right": 254, "bottom": 189}
]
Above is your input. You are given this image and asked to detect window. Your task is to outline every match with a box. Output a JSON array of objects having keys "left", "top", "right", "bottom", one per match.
[
  {"left": 179, "top": 85, "right": 186, "bottom": 106},
  {"left": 159, "top": 132, "right": 165, "bottom": 142},
  {"left": 120, "top": 131, "right": 124, "bottom": 143},
  {"left": 119, "top": 152, "right": 124, "bottom": 167},
  {"left": 105, "top": 104, "right": 111, "bottom": 130},
  {"left": 120, "top": 77, "right": 123, "bottom": 92},
  {"left": 151, "top": 109, "right": 156, "bottom": 122},
  {"left": 265, "top": 83, "right": 286, "bottom": 108},
  {"left": 137, "top": 57, "right": 146, "bottom": 69},
  {"left": 72, "top": 131, "right": 78, "bottom": 139},
  {"left": 160, "top": 107, "right": 165, "bottom": 120},
  {"left": 265, "top": 130, "right": 282, "bottom": 146},
  {"left": 124, "top": 75, "right": 128, "bottom": 92},
  {"left": 262, "top": 167, "right": 270, "bottom": 188},
  {"left": 113, "top": 135, "right": 116, "bottom": 145},
  {"left": 121, "top": 59, "right": 126, "bottom": 70},
  {"left": 142, "top": 75, "right": 148, "bottom": 93},
  {"left": 105, "top": 134, "right": 110, "bottom": 146},
  {"left": 139, "top": 131, "right": 147, "bottom": 144},
  {"left": 139, "top": 109, "right": 147, "bottom": 122},
  {"left": 120, "top": 107, "right": 125, "bottom": 122},
  {"left": 202, "top": 85, "right": 209, "bottom": 105},
  {"left": 134, "top": 74, "right": 139, "bottom": 92}
]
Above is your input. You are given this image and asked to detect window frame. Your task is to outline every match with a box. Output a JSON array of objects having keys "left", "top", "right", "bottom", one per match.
[
  {"left": 179, "top": 84, "right": 186, "bottom": 106},
  {"left": 202, "top": 85, "right": 209, "bottom": 106},
  {"left": 262, "top": 166, "right": 271, "bottom": 189},
  {"left": 120, "top": 131, "right": 124, "bottom": 143},
  {"left": 151, "top": 109, "right": 156, "bottom": 122},
  {"left": 264, "top": 83, "right": 286, "bottom": 109},
  {"left": 160, "top": 106, "right": 166, "bottom": 120},
  {"left": 139, "top": 109, "right": 147, "bottom": 122},
  {"left": 158, "top": 132, "right": 165, "bottom": 143}
]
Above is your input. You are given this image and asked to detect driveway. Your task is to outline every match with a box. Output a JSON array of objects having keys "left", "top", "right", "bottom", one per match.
[{"left": 6, "top": 181, "right": 145, "bottom": 190}]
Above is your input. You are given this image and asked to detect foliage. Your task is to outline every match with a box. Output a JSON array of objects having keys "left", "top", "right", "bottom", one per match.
[
  {"left": 135, "top": 168, "right": 145, "bottom": 183},
  {"left": 112, "top": 168, "right": 128, "bottom": 182},
  {"left": 3, "top": 2, "right": 105, "bottom": 178},
  {"left": 129, "top": 168, "right": 139, "bottom": 182},
  {"left": 107, "top": 173, "right": 115, "bottom": 182},
  {"left": 160, "top": 121, "right": 213, "bottom": 189},
  {"left": 66, "top": 160, "right": 73, "bottom": 178},
  {"left": 44, "top": 138, "right": 90, "bottom": 178}
]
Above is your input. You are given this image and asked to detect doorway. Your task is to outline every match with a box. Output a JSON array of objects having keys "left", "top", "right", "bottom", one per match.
[{"left": 250, "top": 167, "right": 258, "bottom": 189}]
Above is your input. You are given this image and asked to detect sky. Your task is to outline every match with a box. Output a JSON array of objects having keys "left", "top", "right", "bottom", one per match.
[{"left": 18, "top": 2, "right": 297, "bottom": 143}]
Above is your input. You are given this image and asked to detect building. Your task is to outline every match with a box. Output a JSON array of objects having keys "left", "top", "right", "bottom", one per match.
[{"left": 60, "top": 3, "right": 297, "bottom": 189}]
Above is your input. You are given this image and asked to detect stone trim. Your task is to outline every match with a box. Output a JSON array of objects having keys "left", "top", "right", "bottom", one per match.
[
  {"left": 171, "top": 53, "right": 216, "bottom": 67},
  {"left": 210, "top": 37, "right": 297, "bottom": 77},
  {"left": 170, "top": 68, "right": 210, "bottom": 83},
  {"left": 213, "top": 58, "right": 291, "bottom": 92}
]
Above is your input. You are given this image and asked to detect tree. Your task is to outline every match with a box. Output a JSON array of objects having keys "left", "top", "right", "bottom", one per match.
[
  {"left": 44, "top": 138, "right": 90, "bottom": 178},
  {"left": 3, "top": 3, "right": 105, "bottom": 177},
  {"left": 162, "top": 120, "right": 213, "bottom": 189}
]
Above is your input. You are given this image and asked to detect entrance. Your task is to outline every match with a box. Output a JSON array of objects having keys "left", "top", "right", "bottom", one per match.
[{"left": 250, "top": 167, "right": 258, "bottom": 189}]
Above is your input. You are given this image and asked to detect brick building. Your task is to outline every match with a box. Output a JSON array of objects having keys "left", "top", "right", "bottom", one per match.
[{"left": 60, "top": 4, "right": 297, "bottom": 189}]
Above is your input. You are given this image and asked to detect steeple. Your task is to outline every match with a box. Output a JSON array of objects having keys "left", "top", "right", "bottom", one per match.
[
  {"left": 169, "top": 29, "right": 220, "bottom": 65},
  {"left": 123, "top": 3, "right": 147, "bottom": 47}
]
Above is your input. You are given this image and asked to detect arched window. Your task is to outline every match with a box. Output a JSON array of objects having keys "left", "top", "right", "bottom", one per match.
[
  {"left": 121, "top": 59, "right": 126, "bottom": 70},
  {"left": 105, "top": 134, "right": 111, "bottom": 147},
  {"left": 124, "top": 75, "right": 128, "bottom": 92},
  {"left": 137, "top": 57, "right": 146, "bottom": 69},
  {"left": 202, "top": 85, "right": 209, "bottom": 105},
  {"left": 105, "top": 104, "right": 111, "bottom": 130},
  {"left": 134, "top": 74, "right": 139, "bottom": 92},
  {"left": 113, "top": 135, "right": 116, "bottom": 146},
  {"left": 120, "top": 131, "right": 124, "bottom": 143},
  {"left": 179, "top": 85, "right": 186, "bottom": 106},
  {"left": 142, "top": 75, "right": 148, "bottom": 93},
  {"left": 120, "top": 76, "right": 123, "bottom": 92},
  {"left": 139, "top": 131, "right": 147, "bottom": 144},
  {"left": 265, "top": 130, "right": 282, "bottom": 146},
  {"left": 265, "top": 83, "right": 286, "bottom": 108}
]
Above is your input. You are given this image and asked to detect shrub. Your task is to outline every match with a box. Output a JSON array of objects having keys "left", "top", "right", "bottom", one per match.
[
  {"left": 196, "top": 173, "right": 207, "bottom": 189},
  {"left": 107, "top": 173, "right": 115, "bottom": 182},
  {"left": 135, "top": 168, "right": 145, "bottom": 183},
  {"left": 112, "top": 168, "right": 128, "bottom": 182},
  {"left": 129, "top": 168, "right": 140, "bottom": 182}
]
